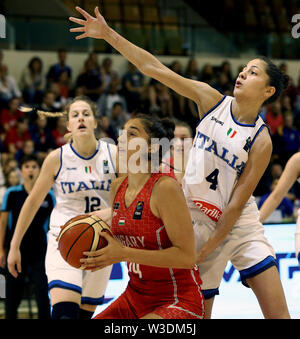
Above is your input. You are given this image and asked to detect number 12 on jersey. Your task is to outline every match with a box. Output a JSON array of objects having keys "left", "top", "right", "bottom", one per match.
[{"left": 128, "top": 262, "right": 142, "bottom": 279}]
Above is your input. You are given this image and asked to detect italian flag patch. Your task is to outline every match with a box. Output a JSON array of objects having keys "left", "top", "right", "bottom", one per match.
[
  {"left": 85, "top": 166, "right": 92, "bottom": 173},
  {"left": 227, "top": 128, "right": 237, "bottom": 138}
]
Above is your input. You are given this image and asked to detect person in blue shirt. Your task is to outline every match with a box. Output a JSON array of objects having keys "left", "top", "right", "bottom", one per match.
[
  {"left": 0, "top": 155, "right": 55, "bottom": 319},
  {"left": 258, "top": 178, "right": 294, "bottom": 219}
]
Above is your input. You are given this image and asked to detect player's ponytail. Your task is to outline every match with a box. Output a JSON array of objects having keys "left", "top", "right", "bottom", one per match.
[
  {"left": 257, "top": 56, "right": 290, "bottom": 104},
  {"left": 19, "top": 106, "right": 72, "bottom": 142}
]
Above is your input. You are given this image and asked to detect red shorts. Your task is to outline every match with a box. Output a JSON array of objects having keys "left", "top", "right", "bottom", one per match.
[{"left": 94, "top": 279, "right": 205, "bottom": 319}]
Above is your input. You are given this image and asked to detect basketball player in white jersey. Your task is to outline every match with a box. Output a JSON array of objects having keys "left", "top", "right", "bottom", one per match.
[
  {"left": 68, "top": 6, "right": 290, "bottom": 318},
  {"left": 260, "top": 152, "right": 300, "bottom": 265},
  {"left": 7, "top": 96, "right": 117, "bottom": 319}
]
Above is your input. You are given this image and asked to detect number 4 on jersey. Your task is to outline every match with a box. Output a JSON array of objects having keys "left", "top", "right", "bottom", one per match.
[{"left": 206, "top": 169, "right": 219, "bottom": 191}]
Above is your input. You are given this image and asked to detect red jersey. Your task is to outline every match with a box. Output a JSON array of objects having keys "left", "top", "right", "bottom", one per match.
[
  {"left": 98, "top": 172, "right": 205, "bottom": 319},
  {"left": 111, "top": 173, "right": 202, "bottom": 289}
]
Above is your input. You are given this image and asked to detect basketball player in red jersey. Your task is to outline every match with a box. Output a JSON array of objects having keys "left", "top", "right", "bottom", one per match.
[{"left": 80, "top": 114, "right": 205, "bottom": 319}]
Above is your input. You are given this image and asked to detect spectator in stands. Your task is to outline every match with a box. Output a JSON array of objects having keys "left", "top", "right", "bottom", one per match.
[
  {"left": 87, "top": 50, "right": 101, "bottom": 73},
  {"left": 148, "top": 78, "right": 173, "bottom": 118},
  {"left": 51, "top": 116, "right": 67, "bottom": 148},
  {"left": 46, "top": 48, "right": 72, "bottom": 88},
  {"left": 101, "top": 57, "right": 118, "bottom": 93},
  {"left": 0, "top": 169, "right": 21, "bottom": 210},
  {"left": 0, "top": 97, "right": 23, "bottom": 135},
  {"left": 121, "top": 62, "right": 146, "bottom": 113},
  {"left": 169, "top": 60, "right": 185, "bottom": 119},
  {"left": 273, "top": 112, "right": 300, "bottom": 165},
  {"left": 258, "top": 178, "right": 294, "bottom": 220},
  {"left": 199, "top": 63, "right": 215, "bottom": 85},
  {"left": 185, "top": 57, "right": 200, "bottom": 81},
  {"left": 38, "top": 90, "right": 58, "bottom": 114},
  {"left": 38, "top": 90, "right": 59, "bottom": 130},
  {"left": 55, "top": 71, "right": 70, "bottom": 101},
  {"left": 19, "top": 57, "right": 45, "bottom": 105},
  {"left": 29, "top": 115, "right": 56, "bottom": 162},
  {"left": 4, "top": 117, "right": 31, "bottom": 156},
  {"left": 75, "top": 58, "right": 106, "bottom": 102},
  {"left": 212, "top": 72, "right": 233, "bottom": 95},
  {"left": 184, "top": 58, "right": 200, "bottom": 128},
  {"left": 281, "top": 94, "right": 293, "bottom": 116},
  {"left": 107, "top": 102, "right": 129, "bottom": 140},
  {"left": 2, "top": 158, "right": 20, "bottom": 179},
  {"left": 220, "top": 60, "right": 234, "bottom": 85},
  {"left": 265, "top": 99, "right": 284, "bottom": 135},
  {"left": 0, "top": 65, "right": 22, "bottom": 107},
  {"left": 95, "top": 115, "right": 117, "bottom": 142},
  {"left": 97, "top": 76, "right": 127, "bottom": 117},
  {"left": 15, "top": 140, "right": 36, "bottom": 167}
]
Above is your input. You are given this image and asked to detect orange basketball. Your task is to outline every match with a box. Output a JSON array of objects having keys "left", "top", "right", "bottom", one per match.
[{"left": 57, "top": 214, "right": 111, "bottom": 269}]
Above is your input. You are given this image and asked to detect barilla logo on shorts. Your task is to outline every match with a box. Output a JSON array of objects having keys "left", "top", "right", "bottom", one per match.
[{"left": 192, "top": 200, "right": 222, "bottom": 222}]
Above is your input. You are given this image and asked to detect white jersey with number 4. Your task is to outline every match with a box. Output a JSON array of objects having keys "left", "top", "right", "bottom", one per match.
[
  {"left": 49, "top": 140, "right": 117, "bottom": 235},
  {"left": 182, "top": 95, "right": 267, "bottom": 223}
]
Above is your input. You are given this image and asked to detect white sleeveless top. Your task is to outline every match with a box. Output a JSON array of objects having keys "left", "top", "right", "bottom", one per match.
[
  {"left": 182, "top": 95, "right": 267, "bottom": 223},
  {"left": 49, "top": 140, "right": 117, "bottom": 234}
]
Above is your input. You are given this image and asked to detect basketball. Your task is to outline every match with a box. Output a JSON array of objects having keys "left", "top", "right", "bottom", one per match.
[{"left": 57, "top": 214, "right": 112, "bottom": 269}]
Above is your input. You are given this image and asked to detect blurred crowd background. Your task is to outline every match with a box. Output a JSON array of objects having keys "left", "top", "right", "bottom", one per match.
[{"left": 0, "top": 0, "right": 300, "bottom": 224}]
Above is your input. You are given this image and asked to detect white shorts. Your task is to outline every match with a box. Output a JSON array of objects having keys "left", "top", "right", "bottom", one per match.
[
  {"left": 46, "top": 231, "right": 112, "bottom": 306},
  {"left": 191, "top": 204, "right": 277, "bottom": 299}
]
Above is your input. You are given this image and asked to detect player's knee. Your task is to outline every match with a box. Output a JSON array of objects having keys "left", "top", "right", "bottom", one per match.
[{"left": 51, "top": 301, "right": 80, "bottom": 319}]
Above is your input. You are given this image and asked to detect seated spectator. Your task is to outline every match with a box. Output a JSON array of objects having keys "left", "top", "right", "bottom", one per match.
[
  {"left": 97, "top": 76, "right": 127, "bottom": 117},
  {"left": 185, "top": 57, "right": 200, "bottom": 81},
  {"left": 169, "top": 61, "right": 185, "bottom": 119},
  {"left": 0, "top": 97, "right": 23, "bottom": 134},
  {"left": 95, "top": 115, "right": 117, "bottom": 142},
  {"left": 55, "top": 71, "right": 70, "bottom": 102},
  {"left": 101, "top": 57, "right": 119, "bottom": 93},
  {"left": 15, "top": 140, "right": 36, "bottom": 167},
  {"left": 29, "top": 115, "right": 56, "bottom": 162},
  {"left": 4, "top": 117, "right": 31, "bottom": 156},
  {"left": 148, "top": 78, "right": 173, "bottom": 118},
  {"left": 258, "top": 178, "right": 294, "bottom": 220},
  {"left": 273, "top": 113, "right": 300, "bottom": 164},
  {"left": 51, "top": 116, "right": 67, "bottom": 148},
  {"left": 75, "top": 58, "right": 106, "bottom": 102},
  {"left": 121, "top": 62, "right": 146, "bottom": 113},
  {"left": 46, "top": 48, "right": 72, "bottom": 88},
  {"left": 38, "top": 90, "right": 59, "bottom": 130},
  {"left": 2, "top": 158, "right": 22, "bottom": 184},
  {"left": 19, "top": 56, "right": 45, "bottom": 105},
  {"left": 0, "top": 168, "right": 21, "bottom": 210},
  {"left": 199, "top": 63, "right": 216, "bottom": 85},
  {"left": 212, "top": 72, "right": 233, "bottom": 95},
  {"left": 265, "top": 99, "right": 284, "bottom": 135},
  {"left": 107, "top": 102, "right": 130, "bottom": 140},
  {"left": 219, "top": 60, "right": 234, "bottom": 85},
  {"left": 0, "top": 64, "right": 22, "bottom": 107}
]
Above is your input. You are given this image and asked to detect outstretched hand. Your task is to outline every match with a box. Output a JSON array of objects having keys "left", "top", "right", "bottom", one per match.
[{"left": 69, "top": 6, "right": 108, "bottom": 40}]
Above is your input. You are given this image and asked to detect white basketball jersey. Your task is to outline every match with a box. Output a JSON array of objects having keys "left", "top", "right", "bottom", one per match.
[
  {"left": 182, "top": 95, "right": 267, "bottom": 223},
  {"left": 49, "top": 140, "right": 117, "bottom": 234}
]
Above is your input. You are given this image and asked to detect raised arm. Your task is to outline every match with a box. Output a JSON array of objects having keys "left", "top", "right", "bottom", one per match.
[
  {"left": 7, "top": 149, "right": 60, "bottom": 277},
  {"left": 259, "top": 152, "right": 300, "bottom": 223},
  {"left": 69, "top": 6, "right": 223, "bottom": 117}
]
